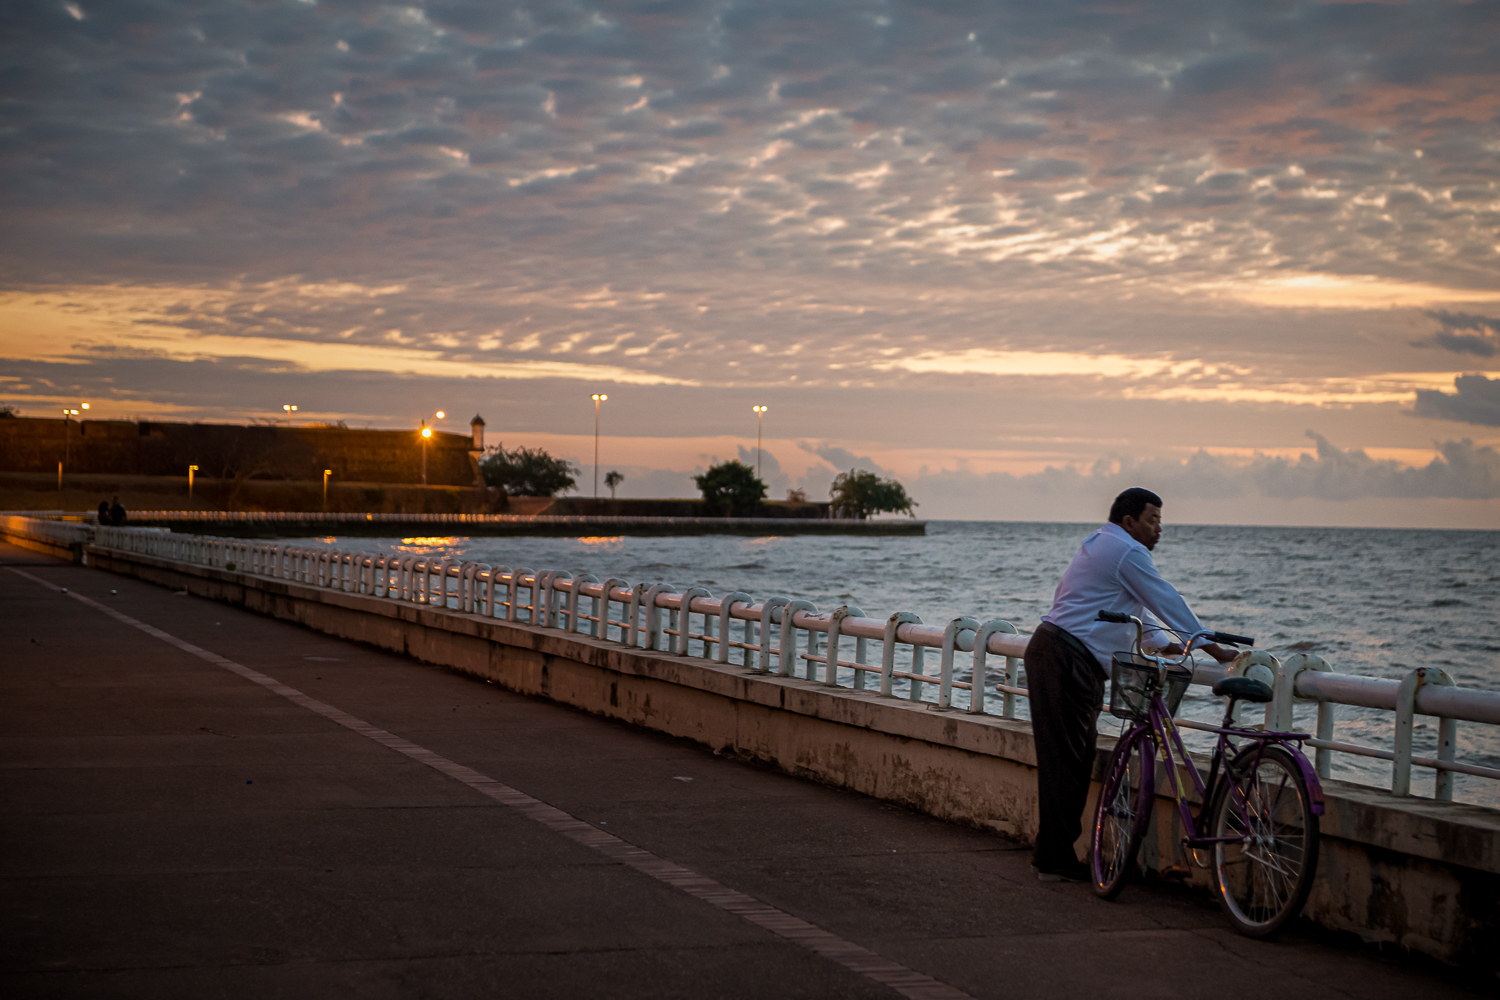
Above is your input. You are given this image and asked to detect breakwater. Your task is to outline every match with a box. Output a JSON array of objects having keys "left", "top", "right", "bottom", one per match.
[{"left": 52, "top": 510, "right": 926, "bottom": 538}]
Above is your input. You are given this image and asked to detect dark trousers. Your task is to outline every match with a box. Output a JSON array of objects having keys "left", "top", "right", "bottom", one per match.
[{"left": 1025, "top": 623, "right": 1106, "bottom": 869}]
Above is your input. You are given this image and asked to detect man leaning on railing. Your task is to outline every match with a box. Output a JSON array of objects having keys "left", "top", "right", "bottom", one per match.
[{"left": 1025, "top": 487, "right": 1236, "bottom": 883}]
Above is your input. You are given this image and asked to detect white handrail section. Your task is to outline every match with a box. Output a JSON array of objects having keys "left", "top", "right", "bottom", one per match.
[{"left": 6, "top": 514, "right": 1496, "bottom": 802}]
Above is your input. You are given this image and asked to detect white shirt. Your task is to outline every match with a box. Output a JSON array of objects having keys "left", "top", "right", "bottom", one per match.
[{"left": 1042, "top": 522, "right": 1205, "bottom": 671}]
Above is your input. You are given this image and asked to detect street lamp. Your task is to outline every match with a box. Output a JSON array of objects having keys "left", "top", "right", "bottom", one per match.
[
  {"left": 282, "top": 403, "right": 298, "bottom": 426},
  {"left": 188, "top": 465, "right": 198, "bottom": 498},
  {"left": 420, "top": 423, "right": 433, "bottom": 485},
  {"left": 752, "top": 405, "right": 768, "bottom": 480},
  {"left": 591, "top": 394, "right": 608, "bottom": 497},
  {"left": 61, "top": 407, "right": 81, "bottom": 476},
  {"left": 323, "top": 469, "right": 332, "bottom": 508}
]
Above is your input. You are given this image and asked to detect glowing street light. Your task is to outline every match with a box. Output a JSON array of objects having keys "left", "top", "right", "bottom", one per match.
[
  {"left": 61, "top": 406, "right": 84, "bottom": 473},
  {"left": 188, "top": 465, "right": 198, "bottom": 498},
  {"left": 591, "top": 394, "right": 608, "bottom": 497},
  {"left": 752, "top": 405, "right": 768, "bottom": 480},
  {"left": 419, "top": 422, "right": 433, "bottom": 485},
  {"left": 282, "top": 403, "right": 298, "bottom": 426},
  {"left": 323, "top": 468, "right": 332, "bottom": 508}
]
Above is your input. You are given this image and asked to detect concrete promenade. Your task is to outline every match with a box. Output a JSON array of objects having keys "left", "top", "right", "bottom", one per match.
[{"left": 0, "top": 540, "right": 1486, "bottom": 999}]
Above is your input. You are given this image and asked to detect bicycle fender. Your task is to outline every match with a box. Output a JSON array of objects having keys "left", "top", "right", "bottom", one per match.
[{"left": 1231, "top": 742, "right": 1324, "bottom": 816}]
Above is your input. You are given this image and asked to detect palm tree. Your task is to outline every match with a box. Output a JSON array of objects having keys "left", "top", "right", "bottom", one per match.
[{"left": 604, "top": 470, "right": 624, "bottom": 499}]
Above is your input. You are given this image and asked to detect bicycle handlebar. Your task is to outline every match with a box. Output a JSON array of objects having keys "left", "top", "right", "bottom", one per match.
[
  {"left": 1094, "top": 611, "right": 1255, "bottom": 649},
  {"left": 1209, "top": 631, "right": 1254, "bottom": 648}
]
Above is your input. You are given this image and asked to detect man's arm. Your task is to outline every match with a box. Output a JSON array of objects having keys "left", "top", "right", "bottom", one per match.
[{"left": 1117, "top": 548, "right": 1237, "bottom": 661}]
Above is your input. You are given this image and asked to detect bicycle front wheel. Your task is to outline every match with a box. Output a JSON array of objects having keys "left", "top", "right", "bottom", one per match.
[
  {"left": 1211, "top": 744, "right": 1319, "bottom": 937},
  {"left": 1091, "top": 729, "right": 1149, "bottom": 900}
]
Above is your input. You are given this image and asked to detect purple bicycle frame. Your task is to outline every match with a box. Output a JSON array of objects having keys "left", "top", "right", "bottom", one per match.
[{"left": 1123, "top": 693, "right": 1325, "bottom": 848}]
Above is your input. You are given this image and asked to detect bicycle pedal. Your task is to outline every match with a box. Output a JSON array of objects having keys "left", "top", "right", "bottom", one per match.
[{"left": 1159, "top": 865, "right": 1192, "bottom": 882}]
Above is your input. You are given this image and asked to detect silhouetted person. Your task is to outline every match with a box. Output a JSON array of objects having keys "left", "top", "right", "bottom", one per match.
[
  {"left": 97, "top": 500, "right": 110, "bottom": 526},
  {"left": 109, "top": 496, "right": 127, "bottom": 526}
]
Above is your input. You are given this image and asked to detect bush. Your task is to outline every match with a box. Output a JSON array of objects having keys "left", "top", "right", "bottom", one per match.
[
  {"left": 693, "top": 460, "right": 766, "bottom": 516},
  {"left": 828, "top": 469, "right": 917, "bottom": 519},
  {"left": 480, "top": 444, "right": 578, "bottom": 497}
]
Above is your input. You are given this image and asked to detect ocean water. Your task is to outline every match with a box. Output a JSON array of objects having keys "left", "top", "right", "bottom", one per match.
[{"left": 299, "top": 521, "right": 1500, "bottom": 807}]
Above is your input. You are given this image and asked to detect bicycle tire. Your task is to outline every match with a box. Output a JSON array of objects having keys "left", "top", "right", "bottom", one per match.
[
  {"left": 1091, "top": 729, "right": 1149, "bottom": 900},
  {"left": 1210, "top": 744, "right": 1319, "bottom": 937}
]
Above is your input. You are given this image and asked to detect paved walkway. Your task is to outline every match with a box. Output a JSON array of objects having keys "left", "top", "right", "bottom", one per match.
[{"left": 0, "top": 541, "right": 1484, "bottom": 998}]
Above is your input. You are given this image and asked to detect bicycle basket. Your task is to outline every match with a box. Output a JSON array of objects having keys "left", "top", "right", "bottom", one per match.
[{"left": 1109, "top": 652, "right": 1192, "bottom": 721}]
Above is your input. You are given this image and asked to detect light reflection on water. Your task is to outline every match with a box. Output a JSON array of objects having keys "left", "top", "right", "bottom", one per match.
[{"left": 301, "top": 521, "right": 1500, "bottom": 806}]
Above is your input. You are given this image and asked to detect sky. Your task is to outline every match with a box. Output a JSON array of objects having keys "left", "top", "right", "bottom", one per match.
[{"left": 3, "top": 0, "right": 1500, "bottom": 526}]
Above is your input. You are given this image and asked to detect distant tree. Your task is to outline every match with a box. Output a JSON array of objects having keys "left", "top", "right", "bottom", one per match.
[
  {"left": 785, "top": 488, "right": 807, "bottom": 502},
  {"left": 604, "top": 470, "right": 624, "bottom": 499},
  {"left": 480, "top": 444, "right": 578, "bottom": 496},
  {"left": 694, "top": 460, "right": 766, "bottom": 516},
  {"left": 828, "top": 469, "right": 917, "bottom": 519},
  {"left": 0, "top": 404, "right": 15, "bottom": 418}
]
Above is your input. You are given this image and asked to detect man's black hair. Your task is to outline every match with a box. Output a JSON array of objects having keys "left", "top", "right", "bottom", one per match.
[{"left": 1109, "top": 487, "right": 1162, "bottom": 525}]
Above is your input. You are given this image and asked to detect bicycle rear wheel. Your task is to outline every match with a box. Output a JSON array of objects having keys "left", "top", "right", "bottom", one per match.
[
  {"left": 1211, "top": 744, "right": 1319, "bottom": 937},
  {"left": 1091, "top": 729, "right": 1149, "bottom": 900}
]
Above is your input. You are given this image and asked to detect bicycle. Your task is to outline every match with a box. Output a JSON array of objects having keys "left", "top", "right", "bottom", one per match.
[{"left": 1088, "top": 610, "right": 1324, "bottom": 937}]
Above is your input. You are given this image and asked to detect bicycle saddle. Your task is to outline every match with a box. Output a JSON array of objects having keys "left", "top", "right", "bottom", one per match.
[{"left": 1213, "top": 676, "right": 1273, "bottom": 703}]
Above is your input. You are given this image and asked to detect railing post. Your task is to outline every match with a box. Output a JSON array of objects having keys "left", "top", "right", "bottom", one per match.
[
  {"left": 535, "top": 570, "right": 560, "bottom": 627},
  {"left": 756, "top": 597, "right": 789, "bottom": 673},
  {"left": 1393, "top": 666, "right": 1454, "bottom": 797},
  {"left": 624, "top": 583, "right": 649, "bottom": 647},
  {"left": 642, "top": 584, "right": 679, "bottom": 651},
  {"left": 672, "top": 587, "right": 712, "bottom": 656},
  {"left": 568, "top": 574, "right": 599, "bottom": 633},
  {"left": 936, "top": 617, "right": 980, "bottom": 710},
  {"left": 1276, "top": 653, "right": 1333, "bottom": 775},
  {"left": 716, "top": 591, "right": 752, "bottom": 665},
  {"left": 598, "top": 578, "right": 628, "bottom": 639},
  {"left": 881, "top": 612, "right": 921, "bottom": 697},
  {"left": 824, "top": 606, "right": 864, "bottom": 687},
  {"left": 778, "top": 600, "right": 818, "bottom": 676},
  {"left": 509, "top": 567, "right": 534, "bottom": 622},
  {"left": 969, "top": 619, "right": 1018, "bottom": 716}
]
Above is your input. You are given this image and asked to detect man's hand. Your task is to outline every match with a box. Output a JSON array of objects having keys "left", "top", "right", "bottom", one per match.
[
  {"left": 1158, "top": 641, "right": 1239, "bottom": 664},
  {"left": 1202, "top": 643, "right": 1239, "bottom": 664}
]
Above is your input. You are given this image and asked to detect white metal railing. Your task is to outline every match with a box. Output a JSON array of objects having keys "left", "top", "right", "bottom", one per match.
[{"left": 7, "top": 515, "right": 1497, "bottom": 802}]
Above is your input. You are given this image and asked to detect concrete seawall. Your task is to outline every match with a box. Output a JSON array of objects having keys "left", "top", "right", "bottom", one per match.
[{"left": 15, "top": 526, "right": 1499, "bottom": 970}]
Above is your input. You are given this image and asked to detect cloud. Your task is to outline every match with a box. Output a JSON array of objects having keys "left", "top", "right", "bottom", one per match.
[
  {"left": 3, "top": 0, "right": 1500, "bottom": 529},
  {"left": 1411, "top": 310, "right": 1500, "bottom": 358},
  {"left": 912, "top": 432, "right": 1500, "bottom": 513},
  {"left": 802, "top": 443, "right": 891, "bottom": 479},
  {"left": 1413, "top": 374, "right": 1500, "bottom": 427}
]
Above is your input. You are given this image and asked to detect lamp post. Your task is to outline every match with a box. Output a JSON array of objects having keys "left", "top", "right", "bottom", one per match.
[
  {"left": 323, "top": 469, "right": 332, "bottom": 508},
  {"left": 61, "top": 406, "right": 82, "bottom": 478},
  {"left": 282, "top": 403, "right": 297, "bottom": 426},
  {"left": 591, "top": 393, "right": 608, "bottom": 497},
  {"left": 188, "top": 465, "right": 198, "bottom": 499},
  {"left": 752, "top": 405, "right": 768, "bottom": 480},
  {"left": 420, "top": 423, "right": 432, "bottom": 485}
]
